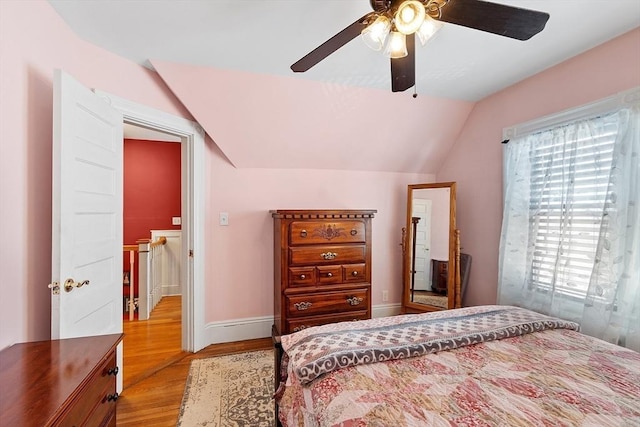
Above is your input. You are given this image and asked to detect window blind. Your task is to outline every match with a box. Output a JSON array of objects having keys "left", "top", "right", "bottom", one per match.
[{"left": 526, "top": 119, "right": 619, "bottom": 298}]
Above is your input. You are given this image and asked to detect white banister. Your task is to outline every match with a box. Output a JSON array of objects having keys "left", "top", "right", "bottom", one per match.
[
  {"left": 137, "top": 239, "right": 151, "bottom": 320},
  {"left": 136, "top": 236, "right": 167, "bottom": 320}
]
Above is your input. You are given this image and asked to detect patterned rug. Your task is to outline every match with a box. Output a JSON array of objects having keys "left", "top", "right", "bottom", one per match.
[
  {"left": 412, "top": 293, "right": 448, "bottom": 308},
  {"left": 177, "top": 349, "right": 275, "bottom": 426}
]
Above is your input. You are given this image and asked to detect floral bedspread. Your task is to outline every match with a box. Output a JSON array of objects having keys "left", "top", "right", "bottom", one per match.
[{"left": 278, "top": 307, "right": 640, "bottom": 426}]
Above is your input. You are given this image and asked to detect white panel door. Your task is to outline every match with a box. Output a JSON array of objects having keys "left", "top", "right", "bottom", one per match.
[
  {"left": 51, "top": 69, "right": 123, "bottom": 340},
  {"left": 412, "top": 199, "right": 432, "bottom": 291}
]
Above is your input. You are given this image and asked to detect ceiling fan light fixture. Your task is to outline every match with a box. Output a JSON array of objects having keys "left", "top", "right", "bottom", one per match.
[
  {"left": 416, "top": 15, "right": 443, "bottom": 45},
  {"left": 384, "top": 31, "right": 408, "bottom": 59},
  {"left": 394, "top": 0, "right": 426, "bottom": 35},
  {"left": 361, "top": 14, "right": 391, "bottom": 51}
]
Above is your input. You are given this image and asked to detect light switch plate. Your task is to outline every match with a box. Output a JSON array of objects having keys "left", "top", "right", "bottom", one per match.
[{"left": 172, "top": 217, "right": 181, "bottom": 225}]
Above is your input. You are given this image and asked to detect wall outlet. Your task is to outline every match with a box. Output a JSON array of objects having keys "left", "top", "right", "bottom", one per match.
[
  {"left": 219, "top": 212, "right": 229, "bottom": 226},
  {"left": 382, "top": 290, "right": 389, "bottom": 302}
]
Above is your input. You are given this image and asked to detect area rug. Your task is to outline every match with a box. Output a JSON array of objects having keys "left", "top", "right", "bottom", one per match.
[
  {"left": 177, "top": 349, "right": 275, "bottom": 426},
  {"left": 412, "top": 293, "right": 448, "bottom": 308}
]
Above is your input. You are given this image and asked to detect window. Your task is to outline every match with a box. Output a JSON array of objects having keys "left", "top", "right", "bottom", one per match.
[
  {"left": 527, "top": 116, "right": 619, "bottom": 300},
  {"left": 498, "top": 87, "right": 639, "bottom": 350}
]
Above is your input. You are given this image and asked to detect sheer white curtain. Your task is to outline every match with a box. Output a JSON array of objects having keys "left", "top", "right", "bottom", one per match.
[{"left": 498, "top": 106, "right": 639, "bottom": 351}]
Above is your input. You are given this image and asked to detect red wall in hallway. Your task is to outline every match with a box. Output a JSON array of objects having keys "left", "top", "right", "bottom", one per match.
[
  {"left": 123, "top": 139, "right": 181, "bottom": 296},
  {"left": 124, "top": 138, "right": 181, "bottom": 244}
]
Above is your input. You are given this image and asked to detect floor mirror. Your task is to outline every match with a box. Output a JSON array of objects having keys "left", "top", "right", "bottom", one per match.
[{"left": 401, "top": 182, "right": 460, "bottom": 314}]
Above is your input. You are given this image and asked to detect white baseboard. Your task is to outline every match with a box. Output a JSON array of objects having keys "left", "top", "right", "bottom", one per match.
[
  {"left": 163, "top": 285, "right": 181, "bottom": 296},
  {"left": 372, "top": 303, "right": 402, "bottom": 318},
  {"left": 202, "top": 303, "right": 403, "bottom": 345},
  {"left": 204, "top": 315, "right": 273, "bottom": 345}
]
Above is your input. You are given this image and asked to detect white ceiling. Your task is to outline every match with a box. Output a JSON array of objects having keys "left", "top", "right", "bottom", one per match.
[{"left": 48, "top": 0, "right": 639, "bottom": 102}]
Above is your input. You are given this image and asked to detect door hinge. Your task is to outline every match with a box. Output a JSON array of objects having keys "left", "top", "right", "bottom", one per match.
[
  {"left": 189, "top": 249, "right": 194, "bottom": 258},
  {"left": 48, "top": 282, "right": 60, "bottom": 295}
]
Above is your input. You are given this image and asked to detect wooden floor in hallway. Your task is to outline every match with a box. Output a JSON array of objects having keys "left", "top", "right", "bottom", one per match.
[{"left": 116, "top": 295, "right": 271, "bottom": 426}]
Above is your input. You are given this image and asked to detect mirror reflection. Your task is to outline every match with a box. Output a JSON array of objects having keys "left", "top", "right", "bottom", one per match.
[{"left": 403, "top": 182, "right": 457, "bottom": 313}]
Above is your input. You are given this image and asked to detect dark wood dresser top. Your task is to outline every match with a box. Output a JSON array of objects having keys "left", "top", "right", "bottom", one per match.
[{"left": 0, "top": 333, "right": 123, "bottom": 427}]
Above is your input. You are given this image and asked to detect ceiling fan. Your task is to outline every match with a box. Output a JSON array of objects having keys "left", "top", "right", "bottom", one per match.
[{"left": 290, "top": 0, "right": 550, "bottom": 92}]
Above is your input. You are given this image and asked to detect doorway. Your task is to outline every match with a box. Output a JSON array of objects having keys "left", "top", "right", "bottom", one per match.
[
  {"left": 123, "top": 125, "right": 182, "bottom": 319},
  {"left": 94, "top": 89, "right": 207, "bottom": 354},
  {"left": 122, "top": 125, "right": 184, "bottom": 385}
]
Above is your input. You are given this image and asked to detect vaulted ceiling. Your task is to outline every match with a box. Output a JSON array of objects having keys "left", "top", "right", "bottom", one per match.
[
  {"left": 48, "top": 0, "right": 639, "bottom": 172},
  {"left": 48, "top": 0, "right": 639, "bottom": 100}
]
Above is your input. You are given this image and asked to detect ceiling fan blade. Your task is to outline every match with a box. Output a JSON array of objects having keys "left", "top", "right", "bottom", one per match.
[
  {"left": 391, "top": 34, "right": 415, "bottom": 92},
  {"left": 291, "top": 13, "right": 375, "bottom": 72},
  {"left": 439, "top": 0, "right": 550, "bottom": 41}
]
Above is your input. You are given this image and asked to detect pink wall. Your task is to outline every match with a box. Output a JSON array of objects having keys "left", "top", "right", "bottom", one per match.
[
  {"left": 150, "top": 60, "right": 474, "bottom": 174},
  {"left": 0, "top": 1, "right": 190, "bottom": 349},
  {"left": 0, "top": 0, "right": 432, "bottom": 349},
  {"left": 437, "top": 28, "right": 640, "bottom": 307},
  {"left": 205, "top": 141, "right": 431, "bottom": 320},
  {"left": 2, "top": 0, "right": 637, "bottom": 351}
]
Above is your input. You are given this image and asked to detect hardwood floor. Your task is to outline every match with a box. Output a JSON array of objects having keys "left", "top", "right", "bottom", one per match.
[{"left": 117, "top": 296, "right": 271, "bottom": 426}]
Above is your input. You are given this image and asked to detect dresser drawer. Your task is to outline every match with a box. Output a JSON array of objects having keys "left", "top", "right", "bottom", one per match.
[
  {"left": 290, "top": 220, "right": 366, "bottom": 245},
  {"left": 287, "top": 311, "right": 370, "bottom": 333},
  {"left": 317, "top": 265, "right": 342, "bottom": 284},
  {"left": 289, "top": 267, "right": 316, "bottom": 287},
  {"left": 289, "top": 245, "right": 366, "bottom": 266},
  {"left": 286, "top": 289, "right": 369, "bottom": 318},
  {"left": 343, "top": 263, "right": 366, "bottom": 283},
  {"left": 82, "top": 379, "right": 118, "bottom": 427},
  {"left": 59, "top": 352, "right": 117, "bottom": 426}
]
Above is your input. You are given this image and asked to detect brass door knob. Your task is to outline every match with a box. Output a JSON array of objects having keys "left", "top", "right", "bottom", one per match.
[{"left": 63, "top": 278, "right": 90, "bottom": 292}]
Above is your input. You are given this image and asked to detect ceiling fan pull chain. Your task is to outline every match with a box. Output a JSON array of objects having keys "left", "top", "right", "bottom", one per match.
[{"left": 413, "top": 83, "right": 418, "bottom": 98}]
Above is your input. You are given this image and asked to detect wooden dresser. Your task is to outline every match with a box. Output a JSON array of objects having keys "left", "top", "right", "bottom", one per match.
[
  {"left": 431, "top": 259, "right": 449, "bottom": 294},
  {"left": 0, "top": 333, "right": 123, "bottom": 427},
  {"left": 272, "top": 209, "right": 376, "bottom": 335}
]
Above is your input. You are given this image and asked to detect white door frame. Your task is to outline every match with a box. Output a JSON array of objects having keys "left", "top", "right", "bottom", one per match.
[{"left": 94, "top": 90, "right": 206, "bottom": 352}]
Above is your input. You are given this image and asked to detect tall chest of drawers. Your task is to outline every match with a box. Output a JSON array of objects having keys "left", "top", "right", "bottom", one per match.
[{"left": 272, "top": 209, "right": 376, "bottom": 335}]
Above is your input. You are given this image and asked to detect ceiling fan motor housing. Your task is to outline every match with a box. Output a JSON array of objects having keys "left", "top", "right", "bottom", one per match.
[
  {"left": 369, "top": 1, "right": 446, "bottom": 22},
  {"left": 369, "top": 0, "right": 392, "bottom": 13}
]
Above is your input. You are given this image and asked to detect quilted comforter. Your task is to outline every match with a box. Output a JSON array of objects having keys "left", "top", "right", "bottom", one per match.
[{"left": 277, "top": 306, "right": 640, "bottom": 426}]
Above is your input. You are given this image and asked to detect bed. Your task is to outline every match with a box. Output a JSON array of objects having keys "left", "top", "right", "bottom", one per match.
[{"left": 273, "top": 305, "right": 640, "bottom": 426}]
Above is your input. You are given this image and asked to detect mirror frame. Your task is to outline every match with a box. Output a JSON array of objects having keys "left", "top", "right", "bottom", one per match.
[{"left": 402, "top": 182, "right": 457, "bottom": 314}]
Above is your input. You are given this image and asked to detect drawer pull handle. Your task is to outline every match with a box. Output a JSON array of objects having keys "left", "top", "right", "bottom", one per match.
[
  {"left": 294, "top": 302, "right": 313, "bottom": 311},
  {"left": 107, "top": 366, "right": 119, "bottom": 376},
  {"left": 346, "top": 296, "right": 363, "bottom": 306},
  {"left": 107, "top": 393, "right": 119, "bottom": 402},
  {"left": 293, "top": 325, "right": 307, "bottom": 332},
  {"left": 351, "top": 271, "right": 358, "bottom": 277},
  {"left": 300, "top": 274, "right": 306, "bottom": 280},
  {"left": 321, "top": 252, "right": 337, "bottom": 260},
  {"left": 327, "top": 272, "right": 333, "bottom": 277},
  {"left": 350, "top": 229, "right": 357, "bottom": 236},
  {"left": 300, "top": 230, "right": 307, "bottom": 238}
]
